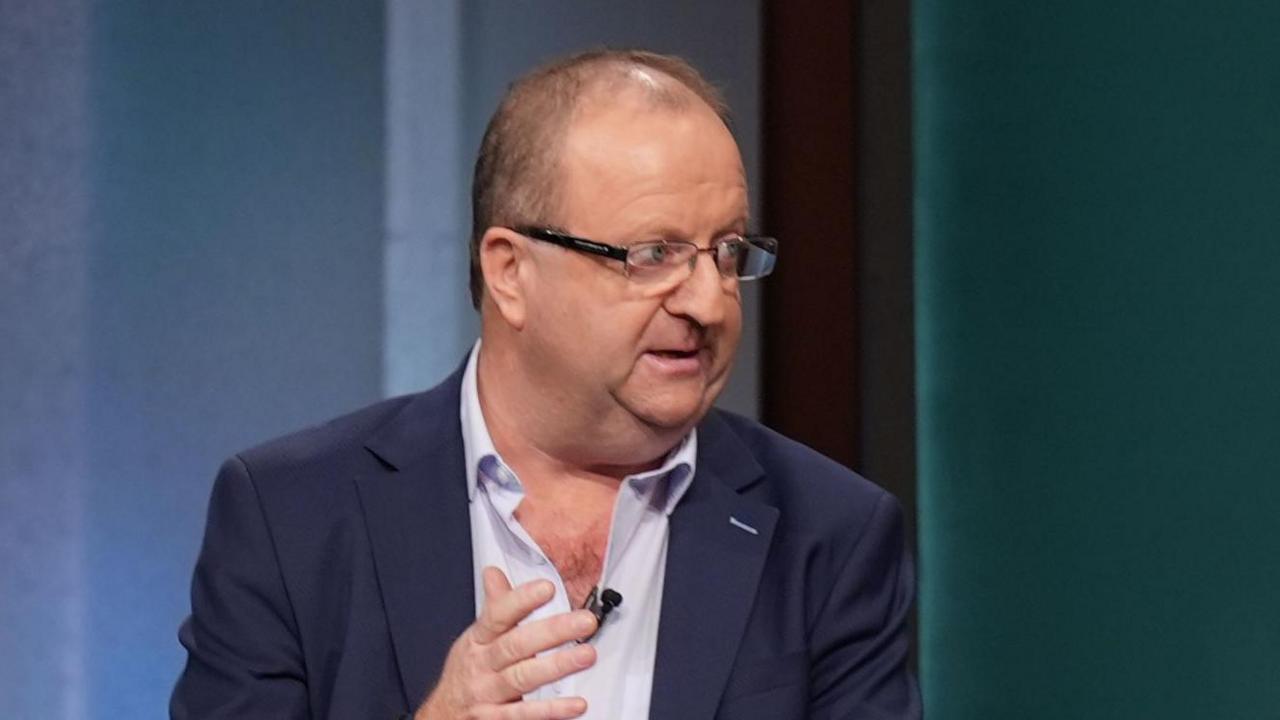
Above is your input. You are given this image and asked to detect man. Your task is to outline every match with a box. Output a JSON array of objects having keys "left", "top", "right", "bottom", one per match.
[{"left": 172, "top": 49, "right": 920, "bottom": 719}]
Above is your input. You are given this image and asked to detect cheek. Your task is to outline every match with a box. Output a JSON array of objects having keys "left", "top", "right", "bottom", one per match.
[
  {"left": 525, "top": 287, "right": 588, "bottom": 367},
  {"left": 532, "top": 288, "right": 657, "bottom": 369}
]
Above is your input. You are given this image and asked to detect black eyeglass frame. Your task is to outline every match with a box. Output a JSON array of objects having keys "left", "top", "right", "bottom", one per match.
[{"left": 513, "top": 226, "right": 778, "bottom": 280}]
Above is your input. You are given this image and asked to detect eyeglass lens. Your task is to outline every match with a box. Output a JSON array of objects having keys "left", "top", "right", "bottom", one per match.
[{"left": 627, "top": 239, "right": 776, "bottom": 283}]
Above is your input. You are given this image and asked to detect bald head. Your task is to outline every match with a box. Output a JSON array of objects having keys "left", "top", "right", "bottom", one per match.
[{"left": 468, "top": 49, "right": 732, "bottom": 309}]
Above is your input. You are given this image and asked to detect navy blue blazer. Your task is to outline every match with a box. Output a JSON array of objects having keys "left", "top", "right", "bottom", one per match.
[{"left": 172, "top": 365, "right": 920, "bottom": 719}]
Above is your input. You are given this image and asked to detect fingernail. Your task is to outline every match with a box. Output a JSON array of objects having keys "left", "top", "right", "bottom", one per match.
[
  {"left": 573, "top": 645, "right": 595, "bottom": 668},
  {"left": 574, "top": 612, "right": 596, "bottom": 634}
]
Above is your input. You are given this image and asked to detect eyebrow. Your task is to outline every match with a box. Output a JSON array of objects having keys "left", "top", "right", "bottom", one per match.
[{"left": 619, "top": 215, "right": 751, "bottom": 244}]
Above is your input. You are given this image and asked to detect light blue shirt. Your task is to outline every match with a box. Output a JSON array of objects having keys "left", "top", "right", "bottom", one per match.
[{"left": 460, "top": 342, "right": 696, "bottom": 718}]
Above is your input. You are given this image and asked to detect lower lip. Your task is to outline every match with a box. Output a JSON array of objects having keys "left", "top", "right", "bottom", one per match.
[{"left": 643, "top": 351, "right": 704, "bottom": 376}]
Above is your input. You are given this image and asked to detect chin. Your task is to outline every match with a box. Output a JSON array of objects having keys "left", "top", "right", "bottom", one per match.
[{"left": 624, "top": 390, "right": 715, "bottom": 432}]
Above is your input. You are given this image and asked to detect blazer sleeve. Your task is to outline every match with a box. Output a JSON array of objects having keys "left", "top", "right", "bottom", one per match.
[
  {"left": 171, "top": 456, "right": 310, "bottom": 719},
  {"left": 808, "top": 492, "right": 922, "bottom": 720}
]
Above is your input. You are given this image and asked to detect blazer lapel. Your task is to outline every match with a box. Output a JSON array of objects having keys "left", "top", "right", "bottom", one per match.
[
  {"left": 650, "top": 411, "right": 779, "bottom": 720},
  {"left": 355, "top": 368, "right": 475, "bottom": 706}
]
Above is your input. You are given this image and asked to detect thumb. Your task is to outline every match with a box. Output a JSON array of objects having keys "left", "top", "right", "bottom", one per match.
[{"left": 481, "top": 566, "right": 512, "bottom": 603}]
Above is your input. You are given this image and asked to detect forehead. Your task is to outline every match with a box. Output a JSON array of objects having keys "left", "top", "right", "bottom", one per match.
[
  {"left": 565, "top": 85, "right": 741, "bottom": 166},
  {"left": 555, "top": 92, "right": 747, "bottom": 226}
]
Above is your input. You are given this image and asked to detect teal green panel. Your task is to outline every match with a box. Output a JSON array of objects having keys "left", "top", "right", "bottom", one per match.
[{"left": 914, "top": 2, "right": 1280, "bottom": 718}]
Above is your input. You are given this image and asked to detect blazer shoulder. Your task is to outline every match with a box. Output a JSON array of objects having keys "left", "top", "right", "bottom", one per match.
[
  {"left": 234, "top": 393, "right": 417, "bottom": 484},
  {"left": 707, "top": 409, "right": 899, "bottom": 530}
]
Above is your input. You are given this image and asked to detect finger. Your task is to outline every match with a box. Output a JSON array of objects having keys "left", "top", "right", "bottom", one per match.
[
  {"left": 496, "top": 643, "right": 596, "bottom": 697},
  {"left": 474, "top": 696, "right": 588, "bottom": 720},
  {"left": 482, "top": 566, "right": 513, "bottom": 600},
  {"left": 473, "top": 577, "right": 556, "bottom": 644},
  {"left": 486, "top": 610, "right": 598, "bottom": 670}
]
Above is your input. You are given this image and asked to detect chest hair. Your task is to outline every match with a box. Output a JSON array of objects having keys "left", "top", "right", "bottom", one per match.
[{"left": 518, "top": 505, "right": 611, "bottom": 608}]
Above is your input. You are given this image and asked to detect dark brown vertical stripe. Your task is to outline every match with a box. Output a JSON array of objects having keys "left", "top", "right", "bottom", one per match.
[
  {"left": 761, "top": 0, "right": 858, "bottom": 470},
  {"left": 853, "top": 0, "right": 916, "bottom": 547},
  {"left": 763, "top": 0, "right": 917, "bottom": 671}
]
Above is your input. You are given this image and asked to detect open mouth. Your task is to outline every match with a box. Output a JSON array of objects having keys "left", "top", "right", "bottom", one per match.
[
  {"left": 650, "top": 349, "right": 699, "bottom": 360},
  {"left": 644, "top": 348, "right": 705, "bottom": 376}
]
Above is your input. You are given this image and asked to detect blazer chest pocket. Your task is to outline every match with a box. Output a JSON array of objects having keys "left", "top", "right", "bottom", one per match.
[{"left": 719, "top": 650, "right": 809, "bottom": 703}]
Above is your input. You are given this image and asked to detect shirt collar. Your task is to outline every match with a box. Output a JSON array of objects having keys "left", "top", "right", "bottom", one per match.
[
  {"left": 458, "top": 340, "right": 696, "bottom": 514},
  {"left": 460, "top": 341, "right": 498, "bottom": 502}
]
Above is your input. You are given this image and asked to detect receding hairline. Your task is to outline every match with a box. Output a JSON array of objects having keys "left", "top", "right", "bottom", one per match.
[
  {"left": 533, "top": 56, "right": 734, "bottom": 179},
  {"left": 497, "top": 53, "right": 736, "bottom": 230},
  {"left": 526, "top": 50, "right": 732, "bottom": 123},
  {"left": 576, "top": 60, "right": 727, "bottom": 115},
  {"left": 570, "top": 69, "right": 730, "bottom": 137},
  {"left": 469, "top": 50, "right": 735, "bottom": 309},
  {"left": 558, "top": 81, "right": 749, "bottom": 198}
]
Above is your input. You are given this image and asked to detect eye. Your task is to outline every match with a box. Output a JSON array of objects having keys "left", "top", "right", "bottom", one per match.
[
  {"left": 720, "top": 239, "right": 744, "bottom": 258},
  {"left": 715, "top": 238, "right": 746, "bottom": 272},
  {"left": 630, "top": 242, "right": 673, "bottom": 267}
]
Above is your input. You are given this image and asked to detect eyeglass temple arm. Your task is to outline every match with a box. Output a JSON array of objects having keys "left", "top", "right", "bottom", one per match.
[{"left": 517, "top": 227, "right": 629, "bottom": 263}]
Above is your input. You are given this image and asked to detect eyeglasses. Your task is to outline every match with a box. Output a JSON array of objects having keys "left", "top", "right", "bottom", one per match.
[{"left": 514, "top": 226, "right": 778, "bottom": 290}]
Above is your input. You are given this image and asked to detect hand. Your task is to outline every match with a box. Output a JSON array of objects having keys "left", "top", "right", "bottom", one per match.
[{"left": 415, "top": 567, "right": 599, "bottom": 720}]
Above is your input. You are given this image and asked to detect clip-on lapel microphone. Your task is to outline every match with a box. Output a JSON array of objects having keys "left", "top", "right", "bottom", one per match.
[{"left": 578, "top": 586, "right": 623, "bottom": 643}]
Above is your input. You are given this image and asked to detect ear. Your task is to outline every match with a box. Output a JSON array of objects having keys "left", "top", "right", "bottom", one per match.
[{"left": 479, "top": 226, "right": 528, "bottom": 330}]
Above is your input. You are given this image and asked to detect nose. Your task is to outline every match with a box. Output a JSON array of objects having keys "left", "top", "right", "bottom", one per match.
[{"left": 662, "top": 249, "right": 732, "bottom": 327}]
